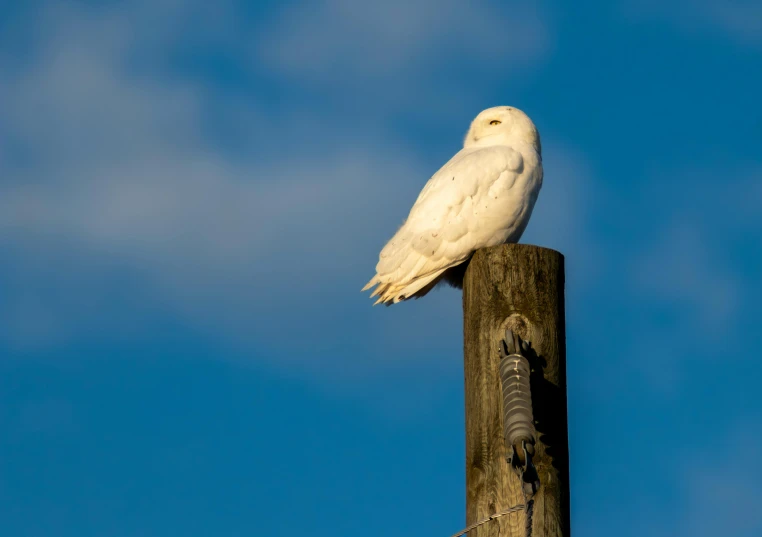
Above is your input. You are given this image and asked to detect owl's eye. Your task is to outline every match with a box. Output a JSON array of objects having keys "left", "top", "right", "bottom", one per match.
[{"left": 489, "top": 120, "right": 501, "bottom": 126}]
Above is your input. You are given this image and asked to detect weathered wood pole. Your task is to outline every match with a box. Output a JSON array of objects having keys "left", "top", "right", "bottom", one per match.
[{"left": 463, "top": 244, "right": 569, "bottom": 536}]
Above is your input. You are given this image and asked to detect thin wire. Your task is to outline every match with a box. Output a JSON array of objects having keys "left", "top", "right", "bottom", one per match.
[
  {"left": 447, "top": 504, "right": 526, "bottom": 537},
  {"left": 524, "top": 499, "right": 534, "bottom": 537}
]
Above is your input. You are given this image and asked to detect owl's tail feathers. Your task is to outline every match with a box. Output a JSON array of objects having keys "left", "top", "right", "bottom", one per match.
[
  {"left": 389, "top": 269, "right": 446, "bottom": 303},
  {"left": 362, "top": 268, "right": 448, "bottom": 306},
  {"left": 361, "top": 276, "right": 379, "bottom": 292}
]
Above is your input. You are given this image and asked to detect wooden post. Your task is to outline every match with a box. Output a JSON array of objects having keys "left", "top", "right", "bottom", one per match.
[{"left": 463, "top": 244, "right": 570, "bottom": 536}]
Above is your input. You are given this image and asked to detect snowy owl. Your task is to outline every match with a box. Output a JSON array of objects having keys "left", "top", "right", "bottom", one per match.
[{"left": 362, "top": 106, "right": 543, "bottom": 305}]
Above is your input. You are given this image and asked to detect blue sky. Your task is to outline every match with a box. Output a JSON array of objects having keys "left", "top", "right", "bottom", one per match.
[{"left": 0, "top": 1, "right": 761, "bottom": 536}]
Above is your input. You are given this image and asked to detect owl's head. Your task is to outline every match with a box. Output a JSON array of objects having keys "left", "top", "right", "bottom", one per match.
[{"left": 463, "top": 106, "right": 541, "bottom": 153}]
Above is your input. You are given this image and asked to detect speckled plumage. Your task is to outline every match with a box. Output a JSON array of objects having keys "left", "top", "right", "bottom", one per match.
[{"left": 363, "top": 106, "right": 543, "bottom": 305}]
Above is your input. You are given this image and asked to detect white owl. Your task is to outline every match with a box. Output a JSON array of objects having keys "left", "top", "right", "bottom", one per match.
[{"left": 363, "top": 106, "right": 543, "bottom": 305}]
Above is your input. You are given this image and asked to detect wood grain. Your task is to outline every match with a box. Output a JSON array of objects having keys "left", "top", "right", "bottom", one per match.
[{"left": 463, "top": 244, "right": 569, "bottom": 537}]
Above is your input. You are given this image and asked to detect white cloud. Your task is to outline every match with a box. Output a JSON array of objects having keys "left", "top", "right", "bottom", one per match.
[
  {"left": 0, "top": 1, "right": 594, "bottom": 388},
  {"left": 623, "top": 0, "right": 762, "bottom": 46},
  {"left": 255, "top": 0, "right": 552, "bottom": 119},
  {"left": 679, "top": 424, "right": 762, "bottom": 537},
  {"left": 258, "top": 0, "right": 550, "bottom": 79},
  {"left": 0, "top": 2, "right": 418, "bottom": 353},
  {"left": 627, "top": 163, "right": 761, "bottom": 335},
  {"left": 596, "top": 163, "right": 762, "bottom": 395},
  {"left": 632, "top": 221, "right": 739, "bottom": 326}
]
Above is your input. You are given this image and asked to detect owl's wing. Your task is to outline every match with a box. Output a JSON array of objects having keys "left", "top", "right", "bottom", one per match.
[{"left": 363, "top": 145, "right": 524, "bottom": 304}]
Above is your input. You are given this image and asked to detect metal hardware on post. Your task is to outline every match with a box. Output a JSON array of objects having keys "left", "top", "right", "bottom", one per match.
[{"left": 500, "top": 329, "right": 540, "bottom": 498}]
